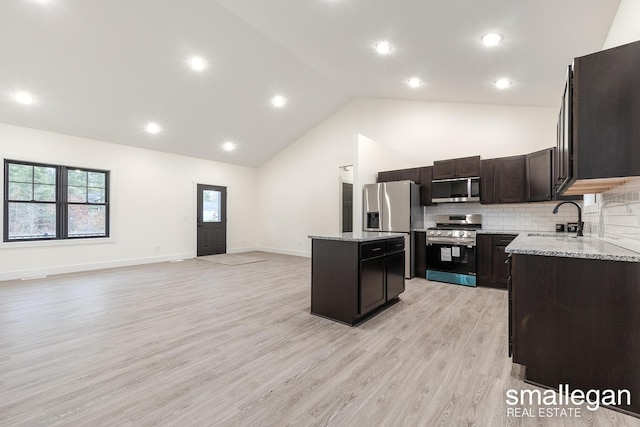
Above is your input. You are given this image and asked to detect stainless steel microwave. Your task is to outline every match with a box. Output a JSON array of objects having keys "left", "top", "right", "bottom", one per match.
[{"left": 431, "top": 177, "right": 480, "bottom": 203}]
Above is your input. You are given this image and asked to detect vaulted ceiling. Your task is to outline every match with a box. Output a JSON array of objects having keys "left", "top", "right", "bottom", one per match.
[{"left": 0, "top": 0, "right": 619, "bottom": 166}]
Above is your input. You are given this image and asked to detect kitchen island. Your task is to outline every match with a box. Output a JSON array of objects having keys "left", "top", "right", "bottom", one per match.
[
  {"left": 308, "top": 232, "right": 405, "bottom": 326},
  {"left": 506, "top": 233, "right": 640, "bottom": 416}
]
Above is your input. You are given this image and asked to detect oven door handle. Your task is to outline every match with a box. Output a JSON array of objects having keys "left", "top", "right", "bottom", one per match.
[{"left": 426, "top": 238, "right": 476, "bottom": 247}]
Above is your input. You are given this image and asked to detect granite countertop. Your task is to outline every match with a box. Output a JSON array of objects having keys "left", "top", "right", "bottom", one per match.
[
  {"left": 414, "top": 228, "right": 530, "bottom": 235},
  {"left": 476, "top": 229, "right": 523, "bottom": 235},
  {"left": 506, "top": 233, "right": 640, "bottom": 262},
  {"left": 308, "top": 231, "right": 405, "bottom": 242}
]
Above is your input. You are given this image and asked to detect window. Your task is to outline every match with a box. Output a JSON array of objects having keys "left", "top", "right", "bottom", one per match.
[
  {"left": 202, "top": 189, "right": 221, "bottom": 222},
  {"left": 4, "top": 160, "right": 109, "bottom": 242}
]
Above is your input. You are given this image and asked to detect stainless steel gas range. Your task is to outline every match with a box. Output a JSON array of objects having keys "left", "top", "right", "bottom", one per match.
[{"left": 426, "top": 214, "right": 481, "bottom": 287}]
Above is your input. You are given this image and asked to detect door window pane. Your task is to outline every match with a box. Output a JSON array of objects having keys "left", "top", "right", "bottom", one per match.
[
  {"left": 202, "top": 190, "right": 221, "bottom": 222},
  {"left": 68, "top": 205, "right": 107, "bottom": 237},
  {"left": 8, "top": 202, "right": 57, "bottom": 240}
]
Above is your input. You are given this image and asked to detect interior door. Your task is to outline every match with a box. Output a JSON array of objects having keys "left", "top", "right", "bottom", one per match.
[{"left": 197, "top": 184, "right": 227, "bottom": 256}]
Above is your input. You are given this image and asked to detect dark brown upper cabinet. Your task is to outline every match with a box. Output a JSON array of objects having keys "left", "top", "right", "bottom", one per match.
[
  {"left": 480, "top": 159, "right": 496, "bottom": 204},
  {"left": 376, "top": 170, "right": 398, "bottom": 183},
  {"left": 526, "top": 148, "right": 553, "bottom": 202},
  {"left": 481, "top": 155, "right": 526, "bottom": 204},
  {"left": 526, "top": 147, "right": 581, "bottom": 203},
  {"left": 433, "top": 156, "right": 480, "bottom": 179},
  {"left": 418, "top": 166, "right": 435, "bottom": 206},
  {"left": 558, "top": 40, "right": 640, "bottom": 195},
  {"left": 377, "top": 167, "right": 420, "bottom": 184},
  {"left": 377, "top": 167, "right": 434, "bottom": 206}
]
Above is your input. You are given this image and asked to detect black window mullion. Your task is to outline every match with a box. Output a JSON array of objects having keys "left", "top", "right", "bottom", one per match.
[
  {"left": 3, "top": 161, "right": 9, "bottom": 242},
  {"left": 31, "top": 165, "right": 35, "bottom": 203},
  {"left": 60, "top": 166, "right": 67, "bottom": 239}
]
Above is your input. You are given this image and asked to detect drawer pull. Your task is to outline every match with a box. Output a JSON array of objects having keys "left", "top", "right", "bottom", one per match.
[{"left": 372, "top": 248, "right": 382, "bottom": 252}]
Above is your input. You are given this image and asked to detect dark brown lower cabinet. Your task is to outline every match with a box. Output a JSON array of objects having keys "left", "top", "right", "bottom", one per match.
[
  {"left": 359, "top": 256, "right": 386, "bottom": 314},
  {"left": 385, "top": 251, "right": 405, "bottom": 300},
  {"left": 477, "top": 234, "right": 516, "bottom": 288},
  {"left": 311, "top": 237, "right": 405, "bottom": 326},
  {"left": 511, "top": 254, "right": 640, "bottom": 416}
]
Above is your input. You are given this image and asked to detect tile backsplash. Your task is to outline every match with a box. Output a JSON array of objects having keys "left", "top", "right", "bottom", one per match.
[
  {"left": 423, "top": 201, "right": 582, "bottom": 233},
  {"left": 583, "top": 178, "right": 640, "bottom": 253}
]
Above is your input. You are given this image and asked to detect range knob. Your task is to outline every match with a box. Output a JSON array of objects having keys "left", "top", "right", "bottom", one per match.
[
  {"left": 436, "top": 231, "right": 442, "bottom": 236},
  {"left": 429, "top": 230, "right": 435, "bottom": 235},
  {"left": 447, "top": 231, "right": 453, "bottom": 236}
]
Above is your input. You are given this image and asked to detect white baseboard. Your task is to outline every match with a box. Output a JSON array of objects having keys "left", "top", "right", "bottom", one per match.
[
  {"left": 0, "top": 246, "right": 310, "bottom": 282},
  {"left": 0, "top": 252, "right": 194, "bottom": 282},
  {"left": 255, "top": 246, "right": 310, "bottom": 258}
]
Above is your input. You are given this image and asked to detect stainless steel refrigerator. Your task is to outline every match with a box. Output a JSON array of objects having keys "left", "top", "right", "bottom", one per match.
[{"left": 363, "top": 180, "right": 423, "bottom": 278}]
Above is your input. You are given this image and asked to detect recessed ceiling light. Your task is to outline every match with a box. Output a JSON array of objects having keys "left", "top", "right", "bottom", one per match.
[
  {"left": 481, "top": 33, "right": 503, "bottom": 46},
  {"left": 146, "top": 122, "right": 161, "bottom": 134},
  {"left": 407, "top": 77, "right": 423, "bottom": 88},
  {"left": 374, "top": 41, "right": 393, "bottom": 55},
  {"left": 188, "top": 56, "right": 206, "bottom": 71},
  {"left": 495, "top": 78, "right": 512, "bottom": 89},
  {"left": 222, "top": 141, "right": 236, "bottom": 152},
  {"left": 14, "top": 92, "right": 34, "bottom": 105},
  {"left": 271, "top": 95, "right": 287, "bottom": 108}
]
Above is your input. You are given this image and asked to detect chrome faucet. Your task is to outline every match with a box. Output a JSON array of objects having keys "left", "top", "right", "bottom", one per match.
[{"left": 552, "top": 201, "right": 583, "bottom": 237}]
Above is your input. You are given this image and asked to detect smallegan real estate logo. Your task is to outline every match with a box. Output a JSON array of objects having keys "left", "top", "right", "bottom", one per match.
[{"left": 505, "top": 384, "right": 631, "bottom": 418}]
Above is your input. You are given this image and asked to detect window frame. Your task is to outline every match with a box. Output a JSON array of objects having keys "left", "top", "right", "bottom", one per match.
[{"left": 3, "top": 159, "right": 110, "bottom": 242}]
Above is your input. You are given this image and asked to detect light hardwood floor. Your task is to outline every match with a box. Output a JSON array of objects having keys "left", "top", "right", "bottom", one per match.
[{"left": 1, "top": 252, "right": 638, "bottom": 426}]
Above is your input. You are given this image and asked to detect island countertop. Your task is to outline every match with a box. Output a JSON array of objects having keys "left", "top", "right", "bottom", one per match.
[
  {"left": 308, "top": 231, "right": 405, "bottom": 242},
  {"left": 506, "top": 233, "right": 640, "bottom": 263}
]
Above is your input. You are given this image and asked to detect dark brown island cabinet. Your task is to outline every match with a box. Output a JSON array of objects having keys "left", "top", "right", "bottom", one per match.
[
  {"left": 509, "top": 254, "right": 640, "bottom": 416},
  {"left": 310, "top": 236, "right": 405, "bottom": 326},
  {"left": 476, "top": 234, "right": 516, "bottom": 288}
]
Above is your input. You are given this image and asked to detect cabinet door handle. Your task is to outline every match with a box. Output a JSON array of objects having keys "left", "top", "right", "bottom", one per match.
[{"left": 372, "top": 248, "right": 382, "bottom": 252}]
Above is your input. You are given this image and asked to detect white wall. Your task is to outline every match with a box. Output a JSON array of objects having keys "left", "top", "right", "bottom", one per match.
[
  {"left": 257, "top": 98, "right": 557, "bottom": 256},
  {"left": 352, "top": 134, "right": 417, "bottom": 232},
  {"left": 255, "top": 113, "right": 354, "bottom": 256},
  {"left": 0, "top": 123, "right": 258, "bottom": 281},
  {"left": 603, "top": 0, "right": 640, "bottom": 49}
]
